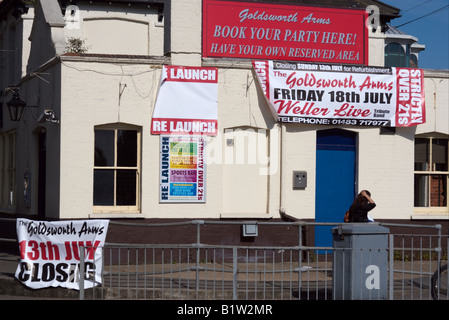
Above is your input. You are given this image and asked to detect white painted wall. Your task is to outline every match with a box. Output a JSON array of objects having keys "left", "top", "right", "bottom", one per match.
[
  {"left": 5, "top": 0, "right": 448, "bottom": 221},
  {"left": 417, "top": 71, "right": 449, "bottom": 136},
  {"left": 55, "top": 54, "right": 422, "bottom": 221},
  {"left": 63, "top": 4, "right": 164, "bottom": 57}
]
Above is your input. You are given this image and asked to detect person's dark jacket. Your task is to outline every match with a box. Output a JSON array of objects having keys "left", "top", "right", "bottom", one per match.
[{"left": 350, "top": 202, "right": 376, "bottom": 222}]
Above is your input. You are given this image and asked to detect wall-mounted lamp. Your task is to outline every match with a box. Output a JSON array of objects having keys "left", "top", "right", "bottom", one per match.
[
  {"left": 5, "top": 87, "right": 37, "bottom": 122},
  {"left": 6, "top": 88, "right": 26, "bottom": 121}
]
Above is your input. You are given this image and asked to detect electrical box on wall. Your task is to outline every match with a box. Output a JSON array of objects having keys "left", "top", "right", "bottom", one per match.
[
  {"left": 293, "top": 171, "right": 307, "bottom": 188},
  {"left": 242, "top": 223, "right": 258, "bottom": 237}
]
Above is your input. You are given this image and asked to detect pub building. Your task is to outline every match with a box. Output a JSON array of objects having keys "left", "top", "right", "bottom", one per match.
[{"left": 0, "top": 0, "right": 448, "bottom": 248}]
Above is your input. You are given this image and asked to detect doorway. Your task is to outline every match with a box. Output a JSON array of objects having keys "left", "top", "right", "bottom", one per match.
[
  {"left": 315, "top": 129, "right": 357, "bottom": 247},
  {"left": 222, "top": 127, "right": 268, "bottom": 214}
]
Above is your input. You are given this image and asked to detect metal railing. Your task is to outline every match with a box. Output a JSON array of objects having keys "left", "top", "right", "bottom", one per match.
[
  {"left": 76, "top": 220, "right": 447, "bottom": 300},
  {"left": 1, "top": 217, "right": 447, "bottom": 300}
]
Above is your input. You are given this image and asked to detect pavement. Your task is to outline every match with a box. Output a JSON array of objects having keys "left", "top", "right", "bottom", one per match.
[
  {"left": 0, "top": 252, "right": 324, "bottom": 300},
  {"left": 0, "top": 253, "right": 80, "bottom": 299},
  {"left": 1, "top": 251, "right": 441, "bottom": 300}
]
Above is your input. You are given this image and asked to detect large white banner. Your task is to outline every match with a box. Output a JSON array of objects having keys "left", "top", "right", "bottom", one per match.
[
  {"left": 253, "top": 60, "right": 425, "bottom": 127},
  {"left": 151, "top": 65, "right": 218, "bottom": 135},
  {"left": 15, "top": 218, "right": 109, "bottom": 290}
]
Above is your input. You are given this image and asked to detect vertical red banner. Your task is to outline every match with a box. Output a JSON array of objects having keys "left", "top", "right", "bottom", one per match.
[
  {"left": 252, "top": 61, "right": 270, "bottom": 99},
  {"left": 395, "top": 68, "right": 426, "bottom": 127}
]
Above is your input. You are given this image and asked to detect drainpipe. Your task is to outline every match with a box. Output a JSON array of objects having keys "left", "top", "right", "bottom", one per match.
[{"left": 279, "top": 123, "right": 298, "bottom": 222}]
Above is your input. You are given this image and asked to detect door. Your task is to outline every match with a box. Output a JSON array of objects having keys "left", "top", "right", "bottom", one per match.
[
  {"left": 222, "top": 127, "right": 268, "bottom": 214},
  {"left": 315, "top": 129, "right": 357, "bottom": 248}
]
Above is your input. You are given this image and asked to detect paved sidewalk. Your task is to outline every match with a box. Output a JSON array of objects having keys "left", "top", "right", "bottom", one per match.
[
  {"left": 0, "top": 253, "right": 79, "bottom": 299},
  {"left": 1, "top": 252, "right": 441, "bottom": 300}
]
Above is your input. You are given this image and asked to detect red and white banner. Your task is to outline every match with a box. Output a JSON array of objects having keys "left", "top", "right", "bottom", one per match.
[
  {"left": 253, "top": 60, "right": 425, "bottom": 127},
  {"left": 151, "top": 65, "right": 218, "bottom": 135},
  {"left": 15, "top": 218, "right": 109, "bottom": 290},
  {"left": 203, "top": 0, "right": 368, "bottom": 65}
]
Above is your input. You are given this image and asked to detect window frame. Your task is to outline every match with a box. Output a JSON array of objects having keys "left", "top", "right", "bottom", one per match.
[
  {"left": 385, "top": 42, "right": 408, "bottom": 68},
  {"left": 414, "top": 135, "right": 449, "bottom": 216},
  {"left": 93, "top": 124, "right": 141, "bottom": 214}
]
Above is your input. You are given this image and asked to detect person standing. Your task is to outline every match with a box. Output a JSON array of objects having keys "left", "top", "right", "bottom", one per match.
[{"left": 348, "top": 190, "right": 376, "bottom": 222}]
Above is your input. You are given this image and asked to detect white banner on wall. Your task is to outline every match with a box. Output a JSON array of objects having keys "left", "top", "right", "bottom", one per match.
[
  {"left": 15, "top": 218, "right": 109, "bottom": 290},
  {"left": 160, "top": 135, "right": 206, "bottom": 203},
  {"left": 253, "top": 60, "right": 425, "bottom": 127},
  {"left": 151, "top": 65, "right": 218, "bottom": 135}
]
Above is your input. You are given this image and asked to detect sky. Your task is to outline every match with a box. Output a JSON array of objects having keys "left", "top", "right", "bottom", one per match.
[{"left": 382, "top": 0, "right": 449, "bottom": 70}]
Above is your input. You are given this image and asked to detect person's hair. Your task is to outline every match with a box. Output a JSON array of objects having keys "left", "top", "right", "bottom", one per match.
[
  {"left": 357, "top": 190, "right": 371, "bottom": 205},
  {"left": 348, "top": 190, "right": 371, "bottom": 219}
]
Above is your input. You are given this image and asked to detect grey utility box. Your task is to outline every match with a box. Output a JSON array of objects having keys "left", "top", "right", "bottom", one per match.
[
  {"left": 332, "top": 223, "right": 390, "bottom": 300},
  {"left": 293, "top": 171, "right": 307, "bottom": 188}
]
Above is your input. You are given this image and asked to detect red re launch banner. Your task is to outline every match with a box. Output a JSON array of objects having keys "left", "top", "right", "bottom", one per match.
[{"left": 151, "top": 65, "right": 218, "bottom": 135}]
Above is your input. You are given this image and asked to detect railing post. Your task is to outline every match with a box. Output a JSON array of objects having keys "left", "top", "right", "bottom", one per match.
[
  {"left": 389, "top": 234, "right": 394, "bottom": 300},
  {"left": 79, "top": 245, "right": 85, "bottom": 300},
  {"left": 436, "top": 225, "right": 442, "bottom": 300},
  {"left": 233, "top": 247, "right": 238, "bottom": 300},
  {"left": 196, "top": 248, "right": 200, "bottom": 300},
  {"left": 437, "top": 224, "right": 442, "bottom": 270},
  {"left": 193, "top": 220, "right": 204, "bottom": 300}
]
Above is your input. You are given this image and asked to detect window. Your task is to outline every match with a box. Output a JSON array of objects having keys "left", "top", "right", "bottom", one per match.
[
  {"left": 414, "top": 137, "right": 448, "bottom": 211},
  {"left": 385, "top": 42, "right": 407, "bottom": 67},
  {"left": 0, "top": 131, "right": 16, "bottom": 211},
  {"left": 410, "top": 54, "right": 418, "bottom": 67},
  {"left": 93, "top": 127, "right": 141, "bottom": 213}
]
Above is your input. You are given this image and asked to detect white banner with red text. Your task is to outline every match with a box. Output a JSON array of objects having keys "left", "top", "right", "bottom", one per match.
[
  {"left": 151, "top": 65, "right": 218, "bottom": 135},
  {"left": 15, "top": 218, "right": 109, "bottom": 290},
  {"left": 253, "top": 60, "right": 425, "bottom": 127}
]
